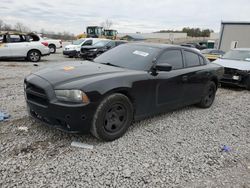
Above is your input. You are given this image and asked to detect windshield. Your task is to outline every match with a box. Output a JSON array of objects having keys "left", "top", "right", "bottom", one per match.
[
  {"left": 222, "top": 49, "right": 250, "bottom": 61},
  {"left": 93, "top": 40, "right": 110, "bottom": 47},
  {"left": 72, "top": 39, "right": 85, "bottom": 45},
  {"left": 94, "top": 44, "right": 161, "bottom": 71}
]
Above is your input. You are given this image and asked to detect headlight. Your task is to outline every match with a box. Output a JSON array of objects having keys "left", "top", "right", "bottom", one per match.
[
  {"left": 55, "top": 90, "right": 89, "bottom": 104},
  {"left": 89, "top": 48, "right": 97, "bottom": 52}
]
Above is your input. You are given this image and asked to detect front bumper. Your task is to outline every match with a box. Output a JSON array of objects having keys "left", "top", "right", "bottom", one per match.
[
  {"left": 63, "top": 50, "right": 77, "bottom": 57},
  {"left": 220, "top": 68, "right": 250, "bottom": 88},
  {"left": 80, "top": 51, "right": 98, "bottom": 60},
  {"left": 24, "top": 75, "right": 97, "bottom": 133}
]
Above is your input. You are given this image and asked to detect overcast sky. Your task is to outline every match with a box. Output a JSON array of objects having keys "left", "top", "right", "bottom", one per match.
[{"left": 1, "top": 0, "right": 250, "bottom": 34}]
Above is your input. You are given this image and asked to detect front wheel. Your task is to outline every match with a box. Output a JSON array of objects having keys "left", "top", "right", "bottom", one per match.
[
  {"left": 197, "top": 81, "right": 216, "bottom": 108},
  {"left": 91, "top": 94, "right": 133, "bottom": 141},
  {"left": 27, "top": 50, "right": 41, "bottom": 62}
]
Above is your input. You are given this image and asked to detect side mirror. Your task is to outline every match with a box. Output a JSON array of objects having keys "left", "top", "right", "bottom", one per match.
[{"left": 155, "top": 63, "right": 172, "bottom": 72}]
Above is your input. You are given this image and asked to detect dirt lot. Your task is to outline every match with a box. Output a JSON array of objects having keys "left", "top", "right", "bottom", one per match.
[{"left": 0, "top": 48, "right": 250, "bottom": 187}]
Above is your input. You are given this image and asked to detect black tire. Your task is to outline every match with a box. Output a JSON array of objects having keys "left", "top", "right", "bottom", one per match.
[
  {"left": 91, "top": 93, "right": 133, "bottom": 141},
  {"left": 75, "top": 52, "right": 81, "bottom": 58},
  {"left": 27, "top": 50, "right": 41, "bottom": 62},
  {"left": 246, "top": 76, "right": 250, "bottom": 90},
  {"left": 49, "top": 44, "right": 56, "bottom": 53},
  {"left": 197, "top": 81, "right": 216, "bottom": 108}
]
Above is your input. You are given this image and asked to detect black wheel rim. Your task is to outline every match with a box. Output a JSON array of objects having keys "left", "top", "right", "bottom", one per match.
[
  {"left": 104, "top": 104, "right": 128, "bottom": 133},
  {"left": 204, "top": 86, "right": 215, "bottom": 106}
]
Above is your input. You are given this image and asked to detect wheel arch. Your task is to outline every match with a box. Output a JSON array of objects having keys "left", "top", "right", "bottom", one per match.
[
  {"left": 210, "top": 76, "right": 219, "bottom": 89},
  {"left": 101, "top": 87, "right": 136, "bottom": 114},
  {"left": 27, "top": 49, "right": 41, "bottom": 56}
]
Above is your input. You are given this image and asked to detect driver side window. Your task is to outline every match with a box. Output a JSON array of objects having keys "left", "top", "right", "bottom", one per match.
[{"left": 157, "top": 50, "right": 184, "bottom": 70}]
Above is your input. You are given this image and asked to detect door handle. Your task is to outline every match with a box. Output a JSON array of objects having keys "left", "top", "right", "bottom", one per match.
[{"left": 182, "top": 75, "right": 188, "bottom": 82}]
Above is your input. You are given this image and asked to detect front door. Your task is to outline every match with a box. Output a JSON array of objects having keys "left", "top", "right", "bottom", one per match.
[{"left": 151, "top": 49, "right": 186, "bottom": 113}]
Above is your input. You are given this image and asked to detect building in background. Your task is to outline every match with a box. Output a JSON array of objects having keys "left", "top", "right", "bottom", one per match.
[
  {"left": 118, "top": 33, "right": 187, "bottom": 41},
  {"left": 218, "top": 21, "right": 250, "bottom": 52}
]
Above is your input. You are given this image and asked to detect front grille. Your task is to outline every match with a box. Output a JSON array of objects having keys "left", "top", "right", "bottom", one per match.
[
  {"left": 81, "top": 48, "right": 92, "bottom": 53},
  {"left": 224, "top": 68, "right": 237, "bottom": 75},
  {"left": 25, "top": 81, "right": 48, "bottom": 106}
]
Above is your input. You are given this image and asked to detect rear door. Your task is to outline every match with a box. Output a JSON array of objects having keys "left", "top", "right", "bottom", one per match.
[
  {"left": 7, "top": 34, "right": 29, "bottom": 57},
  {"left": 181, "top": 50, "right": 210, "bottom": 104},
  {"left": 0, "top": 34, "right": 11, "bottom": 57},
  {"left": 152, "top": 49, "right": 186, "bottom": 113}
]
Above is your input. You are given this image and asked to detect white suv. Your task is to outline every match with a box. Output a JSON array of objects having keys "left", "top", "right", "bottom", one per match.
[
  {"left": 63, "top": 38, "right": 103, "bottom": 57},
  {"left": 0, "top": 32, "right": 50, "bottom": 62}
]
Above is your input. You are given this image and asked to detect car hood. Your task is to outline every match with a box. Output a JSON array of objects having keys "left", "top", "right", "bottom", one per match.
[
  {"left": 64, "top": 44, "right": 80, "bottom": 49},
  {"left": 33, "top": 61, "right": 125, "bottom": 87},
  {"left": 213, "top": 58, "right": 250, "bottom": 70}
]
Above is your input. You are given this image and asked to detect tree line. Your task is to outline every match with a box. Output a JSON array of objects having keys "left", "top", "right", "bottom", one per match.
[
  {"left": 155, "top": 27, "right": 214, "bottom": 37},
  {"left": 0, "top": 19, "right": 75, "bottom": 40}
]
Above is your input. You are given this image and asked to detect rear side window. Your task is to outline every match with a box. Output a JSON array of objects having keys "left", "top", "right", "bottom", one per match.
[
  {"left": 157, "top": 50, "right": 183, "bottom": 70},
  {"left": 83, "top": 40, "right": 92, "bottom": 45},
  {"left": 8, "top": 35, "right": 26, "bottom": 43},
  {"left": 184, "top": 51, "right": 200, "bottom": 67}
]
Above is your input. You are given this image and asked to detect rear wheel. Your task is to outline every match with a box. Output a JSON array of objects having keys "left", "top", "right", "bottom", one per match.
[
  {"left": 91, "top": 94, "right": 133, "bottom": 141},
  {"left": 49, "top": 44, "right": 56, "bottom": 53},
  {"left": 197, "top": 81, "right": 216, "bottom": 108},
  {"left": 27, "top": 50, "right": 41, "bottom": 62}
]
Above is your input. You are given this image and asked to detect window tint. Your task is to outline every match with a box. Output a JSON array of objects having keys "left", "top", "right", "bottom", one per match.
[
  {"left": 9, "top": 35, "right": 26, "bottom": 43},
  {"left": 184, "top": 51, "right": 200, "bottom": 67},
  {"left": 83, "top": 40, "right": 92, "bottom": 45},
  {"left": 106, "top": 41, "right": 116, "bottom": 48},
  {"left": 157, "top": 50, "right": 183, "bottom": 70}
]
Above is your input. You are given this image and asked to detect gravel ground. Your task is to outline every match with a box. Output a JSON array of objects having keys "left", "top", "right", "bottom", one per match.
[{"left": 0, "top": 50, "right": 250, "bottom": 187}]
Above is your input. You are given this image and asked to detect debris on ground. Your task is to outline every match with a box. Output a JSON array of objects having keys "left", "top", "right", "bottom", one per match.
[
  {"left": 71, "top": 141, "right": 94, "bottom": 149},
  {"left": 221, "top": 145, "right": 231, "bottom": 152},
  {"left": 0, "top": 111, "right": 10, "bottom": 122},
  {"left": 18, "top": 126, "right": 29, "bottom": 132}
]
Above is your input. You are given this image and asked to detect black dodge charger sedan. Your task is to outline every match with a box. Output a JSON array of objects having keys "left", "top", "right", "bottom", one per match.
[
  {"left": 24, "top": 43, "right": 223, "bottom": 141},
  {"left": 80, "top": 40, "right": 127, "bottom": 60}
]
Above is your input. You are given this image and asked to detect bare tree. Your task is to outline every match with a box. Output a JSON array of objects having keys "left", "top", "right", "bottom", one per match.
[
  {"left": 0, "top": 19, "right": 3, "bottom": 31},
  {"left": 100, "top": 19, "right": 113, "bottom": 29},
  {"left": 14, "top": 22, "right": 30, "bottom": 32}
]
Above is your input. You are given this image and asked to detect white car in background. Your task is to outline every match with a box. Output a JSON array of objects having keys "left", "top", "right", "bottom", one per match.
[
  {"left": 214, "top": 48, "right": 250, "bottom": 90},
  {"left": 38, "top": 35, "right": 62, "bottom": 53},
  {"left": 0, "top": 32, "right": 50, "bottom": 62},
  {"left": 63, "top": 38, "right": 103, "bottom": 58}
]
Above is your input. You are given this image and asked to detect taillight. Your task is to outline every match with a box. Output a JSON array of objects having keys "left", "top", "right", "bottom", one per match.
[{"left": 41, "top": 42, "right": 48, "bottom": 47}]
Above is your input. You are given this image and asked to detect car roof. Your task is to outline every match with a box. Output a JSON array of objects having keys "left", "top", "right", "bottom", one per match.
[
  {"left": 0, "top": 31, "right": 37, "bottom": 36},
  {"left": 129, "top": 42, "right": 201, "bottom": 53}
]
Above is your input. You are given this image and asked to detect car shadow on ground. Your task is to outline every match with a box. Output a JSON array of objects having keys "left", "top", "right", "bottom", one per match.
[{"left": 219, "top": 85, "right": 245, "bottom": 91}]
